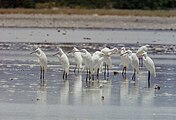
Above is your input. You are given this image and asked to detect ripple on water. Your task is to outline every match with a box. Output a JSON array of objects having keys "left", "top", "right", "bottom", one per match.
[
  {"left": 167, "top": 78, "right": 172, "bottom": 81},
  {"left": 51, "top": 74, "right": 55, "bottom": 77},
  {"left": 0, "top": 80, "right": 8, "bottom": 83},
  {"left": 162, "top": 92, "right": 173, "bottom": 97},
  {"left": 8, "top": 89, "right": 15, "bottom": 93},
  {"left": 30, "top": 83, "right": 38, "bottom": 86},
  {"left": 3, "top": 71, "right": 12, "bottom": 75},
  {"left": 2, "top": 85, "right": 9, "bottom": 88},
  {"left": 15, "top": 83, "right": 24, "bottom": 86},
  {"left": 29, "top": 73, "right": 35, "bottom": 76},
  {"left": 9, "top": 98, "right": 14, "bottom": 101},
  {"left": 156, "top": 66, "right": 161, "bottom": 70},
  {"left": 6, "top": 65, "right": 12, "bottom": 68},
  {"left": 11, "top": 85, "right": 16, "bottom": 88},
  {"left": 167, "top": 68, "right": 173, "bottom": 71},
  {"left": 29, "top": 65, "right": 35, "bottom": 68}
]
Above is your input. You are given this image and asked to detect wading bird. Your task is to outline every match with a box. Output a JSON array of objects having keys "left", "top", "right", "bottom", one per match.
[
  {"left": 71, "top": 47, "right": 83, "bottom": 73},
  {"left": 120, "top": 47, "right": 130, "bottom": 77},
  {"left": 136, "top": 45, "right": 150, "bottom": 66},
  {"left": 92, "top": 51, "right": 104, "bottom": 80},
  {"left": 53, "top": 48, "right": 70, "bottom": 80},
  {"left": 125, "top": 50, "right": 139, "bottom": 81},
  {"left": 142, "top": 52, "right": 156, "bottom": 88},
  {"left": 75, "top": 49, "right": 92, "bottom": 81},
  {"left": 30, "top": 48, "right": 47, "bottom": 86},
  {"left": 101, "top": 47, "right": 118, "bottom": 79}
]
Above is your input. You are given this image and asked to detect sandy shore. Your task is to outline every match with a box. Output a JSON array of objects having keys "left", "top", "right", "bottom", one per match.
[{"left": 0, "top": 14, "right": 176, "bottom": 30}]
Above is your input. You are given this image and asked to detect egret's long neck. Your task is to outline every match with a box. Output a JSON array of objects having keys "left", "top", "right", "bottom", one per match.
[{"left": 36, "top": 51, "right": 41, "bottom": 57}]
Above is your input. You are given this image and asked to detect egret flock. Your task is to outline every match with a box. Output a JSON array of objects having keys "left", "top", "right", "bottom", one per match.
[{"left": 31, "top": 44, "right": 156, "bottom": 87}]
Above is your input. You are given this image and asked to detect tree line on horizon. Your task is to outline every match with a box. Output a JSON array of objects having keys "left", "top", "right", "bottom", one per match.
[{"left": 0, "top": 0, "right": 175, "bottom": 10}]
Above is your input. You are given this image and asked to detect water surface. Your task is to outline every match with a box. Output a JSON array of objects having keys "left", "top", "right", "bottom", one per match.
[{"left": 0, "top": 28, "right": 176, "bottom": 120}]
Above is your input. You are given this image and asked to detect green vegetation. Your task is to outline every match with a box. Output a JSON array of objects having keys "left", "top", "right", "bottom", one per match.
[
  {"left": 0, "top": 8, "right": 176, "bottom": 17},
  {"left": 0, "top": 0, "right": 176, "bottom": 10},
  {"left": 0, "top": 0, "right": 176, "bottom": 17}
]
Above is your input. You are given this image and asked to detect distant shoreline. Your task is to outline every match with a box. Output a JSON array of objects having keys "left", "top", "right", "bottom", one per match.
[{"left": 0, "top": 14, "right": 176, "bottom": 30}]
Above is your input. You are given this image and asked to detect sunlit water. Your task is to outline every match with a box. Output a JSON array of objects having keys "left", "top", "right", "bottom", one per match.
[{"left": 0, "top": 28, "right": 176, "bottom": 120}]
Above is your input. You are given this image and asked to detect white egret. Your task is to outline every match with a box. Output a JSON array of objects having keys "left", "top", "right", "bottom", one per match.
[
  {"left": 101, "top": 47, "right": 118, "bottom": 79},
  {"left": 92, "top": 51, "right": 104, "bottom": 80},
  {"left": 136, "top": 45, "right": 150, "bottom": 66},
  {"left": 120, "top": 47, "right": 130, "bottom": 77},
  {"left": 142, "top": 52, "right": 156, "bottom": 87},
  {"left": 30, "top": 47, "right": 47, "bottom": 86},
  {"left": 136, "top": 45, "right": 150, "bottom": 56},
  {"left": 75, "top": 49, "right": 92, "bottom": 81},
  {"left": 71, "top": 47, "right": 83, "bottom": 73},
  {"left": 53, "top": 48, "right": 70, "bottom": 80},
  {"left": 125, "top": 50, "right": 139, "bottom": 81}
]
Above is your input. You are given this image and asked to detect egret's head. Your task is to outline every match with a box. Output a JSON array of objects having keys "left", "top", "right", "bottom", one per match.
[
  {"left": 80, "top": 49, "right": 87, "bottom": 54},
  {"left": 99, "top": 52, "right": 105, "bottom": 57},
  {"left": 35, "top": 48, "right": 41, "bottom": 53},
  {"left": 143, "top": 44, "right": 150, "bottom": 51},
  {"left": 94, "top": 51, "right": 104, "bottom": 57},
  {"left": 121, "top": 47, "right": 126, "bottom": 51},
  {"left": 53, "top": 51, "right": 61, "bottom": 56},
  {"left": 108, "top": 47, "right": 118, "bottom": 56},
  {"left": 120, "top": 49, "right": 131, "bottom": 56},
  {"left": 145, "top": 44, "right": 150, "bottom": 47},
  {"left": 72, "top": 47, "right": 79, "bottom": 53},
  {"left": 125, "top": 50, "right": 132, "bottom": 54},
  {"left": 112, "top": 47, "right": 118, "bottom": 52},
  {"left": 30, "top": 47, "right": 41, "bottom": 54},
  {"left": 142, "top": 52, "right": 148, "bottom": 58},
  {"left": 141, "top": 52, "right": 148, "bottom": 60},
  {"left": 58, "top": 47, "right": 62, "bottom": 52}
]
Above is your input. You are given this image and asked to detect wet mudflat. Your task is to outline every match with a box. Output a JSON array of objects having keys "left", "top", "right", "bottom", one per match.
[{"left": 0, "top": 28, "right": 176, "bottom": 120}]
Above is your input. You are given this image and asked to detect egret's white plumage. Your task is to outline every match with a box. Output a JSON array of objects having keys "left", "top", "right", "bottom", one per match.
[
  {"left": 120, "top": 47, "right": 130, "bottom": 76},
  {"left": 142, "top": 52, "right": 156, "bottom": 87},
  {"left": 31, "top": 47, "right": 47, "bottom": 86},
  {"left": 79, "top": 49, "right": 93, "bottom": 80},
  {"left": 92, "top": 51, "right": 104, "bottom": 79},
  {"left": 101, "top": 47, "right": 118, "bottom": 79},
  {"left": 126, "top": 50, "right": 139, "bottom": 80},
  {"left": 72, "top": 47, "right": 83, "bottom": 73},
  {"left": 54, "top": 48, "right": 70, "bottom": 80},
  {"left": 136, "top": 45, "right": 150, "bottom": 57},
  {"left": 136, "top": 45, "right": 150, "bottom": 66}
]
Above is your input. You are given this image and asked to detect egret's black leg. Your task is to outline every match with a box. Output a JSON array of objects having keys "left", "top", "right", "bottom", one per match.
[
  {"left": 104, "top": 63, "right": 106, "bottom": 79},
  {"left": 122, "top": 67, "right": 124, "bottom": 75},
  {"left": 66, "top": 73, "right": 68, "bottom": 80},
  {"left": 97, "top": 68, "right": 99, "bottom": 80},
  {"left": 74, "top": 65, "right": 77, "bottom": 73},
  {"left": 107, "top": 65, "right": 109, "bottom": 78},
  {"left": 122, "top": 67, "right": 127, "bottom": 75},
  {"left": 89, "top": 69, "right": 91, "bottom": 80},
  {"left": 148, "top": 71, "right": 150, "bottom": 88},
  {"left": 124, "top": 67, "right": 126, "bottom": 75},
  {"left": 40, "top": 66, "right": 42, "bottom": 80},
  {"left": 86, "top": 69, "right": 88, "bottom": 81},
  {"left": 43, "top": 68, "right": 45, "bottom": 86},
  {"left": 78, "top": 68, "right": 79, "bottom": 73},
  {"left": 40, "top": 66, "right": 43, "bottom": 85},
  {"left": 63, "top": 70, "right": 65, "bottom": 80},
  {"left": 122, "top": 67, "right": 126, "bottom": 79},
  {"left": 132, "top": 71, "right": 136, "bottom": 81}
]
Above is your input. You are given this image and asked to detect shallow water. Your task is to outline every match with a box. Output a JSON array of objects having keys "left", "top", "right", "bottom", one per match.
[
  {"left": 1, "top": 28, "right": 176, "bottom": 119},
  {"left": 0, "top": 27, "right": 176, "bottom": 44}
]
